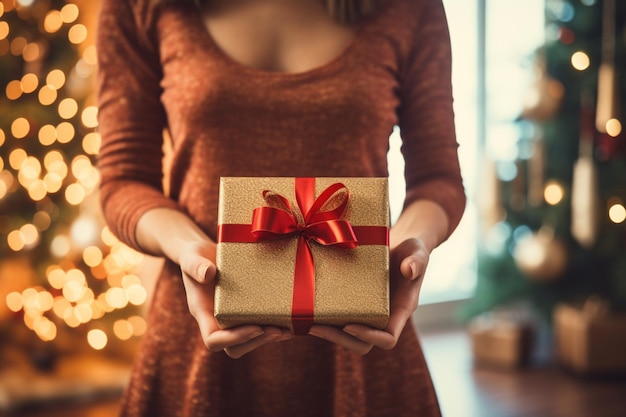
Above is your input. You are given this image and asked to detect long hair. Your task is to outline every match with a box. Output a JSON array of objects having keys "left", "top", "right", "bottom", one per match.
[{"left": 164, "top": 0, "right": 377, "bottom": 24}]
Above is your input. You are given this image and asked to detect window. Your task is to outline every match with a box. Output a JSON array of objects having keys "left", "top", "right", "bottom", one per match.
[{"left": 388, "top": 0, "right": 545, "bottom": 305}]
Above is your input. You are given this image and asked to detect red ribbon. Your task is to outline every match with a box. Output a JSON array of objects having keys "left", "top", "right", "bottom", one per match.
[{"left": 218, "top": 178, "right": 389, "bottom": 334}]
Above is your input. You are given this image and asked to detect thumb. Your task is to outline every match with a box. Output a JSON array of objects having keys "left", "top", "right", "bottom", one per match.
[{"left": 181, "top": 253, "right": 216, "bottom": 284}]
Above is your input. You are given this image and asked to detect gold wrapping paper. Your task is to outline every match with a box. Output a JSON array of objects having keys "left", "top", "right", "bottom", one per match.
[{"left": 215, "top": 177, "right": 389, "bottom": 333}]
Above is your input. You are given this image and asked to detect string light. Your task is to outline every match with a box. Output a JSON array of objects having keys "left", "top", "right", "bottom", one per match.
[
  {"left": 605, "top": 119, "right": 622, "bottom": 137},
  {"left": 544, "top": 181, "right": 564, "bottom": 205},
  {"left": 609, "top": 203, "right": 626, "bottom": 224},
  {"left": 571, "top": 51, "right": 590, "bottom": 70},
  {"left": 2, "top": 1, "right": 148, "bottom": 352},
  {"left": 87, "top": 329, "right": 108, "bottom": 350}
]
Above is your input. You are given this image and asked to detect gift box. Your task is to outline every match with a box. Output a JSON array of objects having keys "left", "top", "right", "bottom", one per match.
[
  {"left": 554, "top": 300, "right": 626, "bottom": 375},
  {"left": 215, "top": 177, "right": 390, "bottom": 334},
  {"left": 469, "top": 313, "right": 534, "bottom": 369}
]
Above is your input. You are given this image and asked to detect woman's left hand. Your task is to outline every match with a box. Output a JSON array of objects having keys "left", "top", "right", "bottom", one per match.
[{"left": 308, "top": 237, "right": 429, "bottom": 354}]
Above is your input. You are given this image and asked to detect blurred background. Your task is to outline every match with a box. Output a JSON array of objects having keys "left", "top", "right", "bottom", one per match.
[{"left": 0, "top": 0, "right": 625, "bottom": 416}]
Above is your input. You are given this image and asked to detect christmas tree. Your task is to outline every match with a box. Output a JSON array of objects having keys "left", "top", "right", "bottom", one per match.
[
  {"left": 0, "top": 0, "right": 147, "bottom": 356},
  {"left": 465, "top": 0, "right": 626, "bottom": 321}
]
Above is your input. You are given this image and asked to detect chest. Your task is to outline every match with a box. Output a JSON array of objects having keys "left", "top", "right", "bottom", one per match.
[{"left": 200, "top": 0, "right": 357, "bottom": 74}]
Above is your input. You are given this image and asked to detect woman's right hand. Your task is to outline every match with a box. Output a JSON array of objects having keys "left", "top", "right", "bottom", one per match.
[{"left": 179, "top": 241, "right": 293, "bottom": 358}]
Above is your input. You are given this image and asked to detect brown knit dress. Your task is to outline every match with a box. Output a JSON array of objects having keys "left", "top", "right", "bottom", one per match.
[{"left": 96, "top": 0, "right": 466, "bottom": 415}]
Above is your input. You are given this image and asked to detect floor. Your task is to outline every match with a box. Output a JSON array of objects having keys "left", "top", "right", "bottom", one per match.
[{"left": 3, "top": 328, "right": 626, "bottom": 417}]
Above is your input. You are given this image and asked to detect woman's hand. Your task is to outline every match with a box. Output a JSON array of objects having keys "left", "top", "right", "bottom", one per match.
[
  {"left": 180, "top": 241, "right": 293, "bottom": 358},
  {"left": 308, "top": 237, "right": 429, "bottom": 354}
]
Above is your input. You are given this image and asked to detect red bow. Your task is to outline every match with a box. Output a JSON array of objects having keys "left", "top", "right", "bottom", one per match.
[{"left": 250, "top": 179, "right": 357, "bottom": 334}]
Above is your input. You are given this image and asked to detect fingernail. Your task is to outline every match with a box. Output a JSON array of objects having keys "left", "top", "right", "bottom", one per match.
[
  {"left": 343, "top": 327, "right": 357, "bottom": 336},
  {"left": 409, "top": 262, "right": 417, "bottom": 279},
  {"left": 308, "top": 328, "right": 320, "bottom": 337}
]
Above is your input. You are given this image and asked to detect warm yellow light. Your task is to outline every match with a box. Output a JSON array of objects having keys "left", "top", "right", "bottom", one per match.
[
  {"left": 74, "top": 302, "right": 93, "bottom": 323},
  {"left": 7, "top": 230, "right": 25, "bottom": 251},
  {"left": 0, "top": 21, "right": 8, "bottom": 41},
  {"left": 571, "top": 51, "right": 590, "bottom": 71},
  {"left": 22, "top": 42, "right": 40, "bottom": 62},
  {"left": 0, "top": 128, "right": 5, "bottom": 146},
  {"left": 44, "top": 150, "right": 63, "bottom": 166},
  {"left": 106, "top": 287, "right": 128, "bottom": 309},
  {"left": 544, "top": 182, "right": 564, "bottom": 205},
  {"left": 46, "top": 69, "right": 66, "bottom": 90},
  {"left": 20, "top": 156, "right": 41, "bottom": 180},
  {"left": 11, "top": 117, "right": 30, "bottom": 139},
  {"left": 56, "top": 122, "right": 75, "bottom": 143},
  {"left": 0, "top": 180, "right": 6, "bottom": 200},
  {"left": 47, "top": 267, "right": 67, "bottom": 289},
  {"left": 35, "top": 318, "right": 57, "bottom": 342},
  {"left": 87, "top": 329, "right": 108, "bottom": 350},
  {"left": 60, "top": 4, "right": 79, "bottom": 23},
  {"left": 6, "top": 80, "right": 22, "bottom": 100},
  {"left": 75, "top": 58, "right": 94, "bottom": 78},
  {"left": 71, "top": 155, "right": 92, "bottom": 179},
  {"left": 609, "top": 203, "right": 626, "bottom": 224},
  {"left": 91, "top": 300, "right": 106, "bottom": 319},
  {"left": 122, "top": 274, "right": 141, "bottom": 288},
  {"left": 36, "top": 291, "right": 54, "bottom": 312},
  {"left": 606, "top": 119, "right": 622, "bottom": 138},
  {"left": 58, "top": 98, "right": 78, "bottom": 119},
  {"left": 52, "top": 297, "right": 71, "bottom": 319},
  {"left": 68, "top": 24, "right": 87, "bottom": 45},
  {"left": 63, "top": 280, "right": 86, "bottom": 303},
  {"left": 9, "top": 148, "right": 26, "bottom": 169},
  {"left": 50, "top": 234, "right": 71, "bottom": 258},
  {"left": 0, "top": 3, "right": 4, "bottom": 17},
  {"left": 126, "top": 284, "right": 147, "bottom": 306},
  {"left": 6, "top": 291, "right": 23, "bottom": 312},
  {"left": 28, "top": 179, "right": 47, "bottom": 201},
  {"left": 38, "top": 85, "right": 57, "bottom": 105},
  {"left": 9, "top": 148, "right": 27, "bottom": 169},
  {"left": 10, "top": 37, "right": 26, "bottom": 56},
  {"left": 83, "top": 45, "right": 97, "bottom": 66},
  {"left": 113, "top": 320, "right": 133, "bottom": 340},
  {"left": 20, "top": 223, "right": 39, "bottom": 245},
  {"left": 83, "top": 245, "right": 103, "bottom": 267},
  {"left": 44, "top": 10, "right": 63, "bottom": 33},
  {"left": 21, "top": 288, "right": 38, "bottom": 311},
  {"left": 82, "top": 132, "right": 101, "bottom": 155},
  {"left": 43, "top": 172, "right": 63, "bottom": 193},
  {"left": 128, "top": 316, "right": 147, "bottom": 337},
  {"left": 65, "top": 183, "right": 85, "bottom": 205},
  {"left": 102, "top": 227, "right": 119, "bottom": 246},
  {"left": 38, "top": 124, "right": 57, "bottom": 146},
  {"left": 64, "top": 308, "right": 81, "bottom": 328},
  {"left": 21, "top": 73, "right": 38, "bottom": 93},
  {"left": 66, "top": 268, "right": 87, "bottom": 285},
  {"left": 81, "top": 106, "right": 99, "bottom": 128}
]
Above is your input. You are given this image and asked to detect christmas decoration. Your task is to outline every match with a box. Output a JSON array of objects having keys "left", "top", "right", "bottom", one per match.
[
  {"left": 0, "top": 0, "right": 147, "bottom": 359},
  {"left": 513, "top": 227, "right": 568, "bottom": 282},
  {"left": 463, "top": 0, "right": 626, "bottom": 323}
]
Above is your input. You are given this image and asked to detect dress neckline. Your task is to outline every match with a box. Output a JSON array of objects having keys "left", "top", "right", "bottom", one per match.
[{"left": 189, "top": 6, "right": 365, "bottom": 79}]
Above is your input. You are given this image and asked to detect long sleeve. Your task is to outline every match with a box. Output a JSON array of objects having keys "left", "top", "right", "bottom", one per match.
[
  {"left": 397, "top": 0, "right": 466, "bottom": 238},
  {"left": 96, "top": 0, "right": 182, "bottom": 251}
]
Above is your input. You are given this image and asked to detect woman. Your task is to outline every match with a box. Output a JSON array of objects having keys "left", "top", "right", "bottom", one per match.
[{"left": 96, "top": 0, "right": 466, "bottom": 415}]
